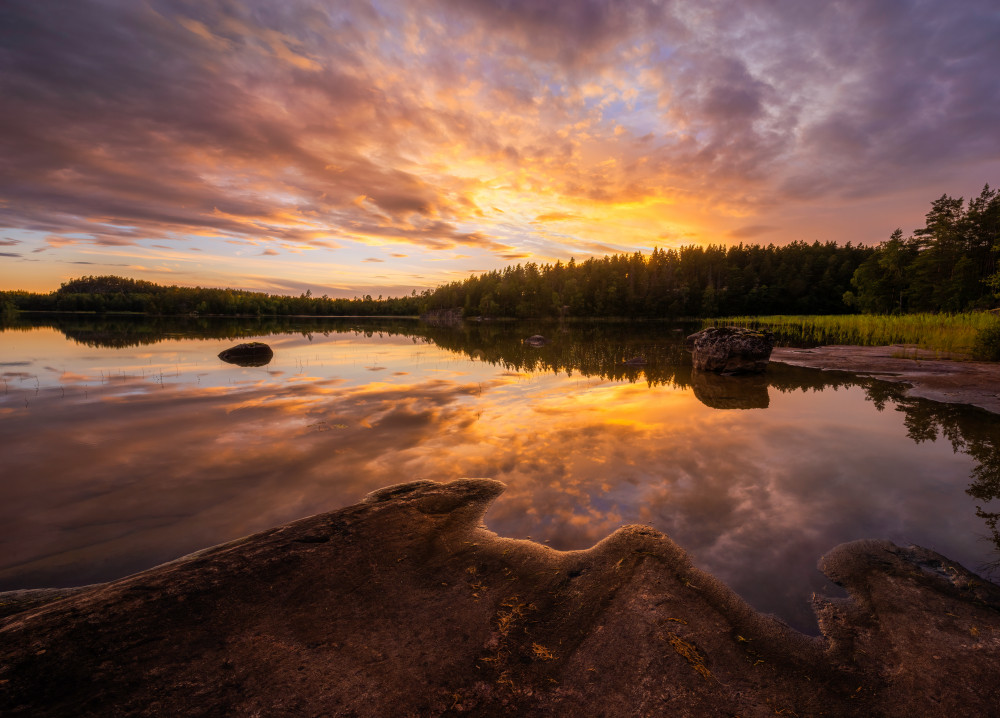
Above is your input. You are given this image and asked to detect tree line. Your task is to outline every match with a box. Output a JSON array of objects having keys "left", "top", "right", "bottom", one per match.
[
  {"left": 845, "top": 184, "right": 1000, "bottom": 313},
  {"left": 2, "top": 184, "right": 998, "bottom": 319},
  {"left": 1, "top": 276, "right": 422, "bottom": 317},
  {"left": 423, "top": 241, "right": 873, "bottom": 318},
  {"left": 423, "top": 185, "right": 999, "bottom": 318}
]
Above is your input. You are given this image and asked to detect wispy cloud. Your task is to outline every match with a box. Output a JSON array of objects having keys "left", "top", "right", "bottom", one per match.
[{"left": 728, "top": 224, "right": 776, "bottom": 239}]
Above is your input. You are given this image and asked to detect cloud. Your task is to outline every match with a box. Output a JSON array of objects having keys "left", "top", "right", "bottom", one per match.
[
  {"left": 0, "top": 0, "right": 997, "bottom": 275},
  {"left": 260, "top": 249, "right": 280, "bottom": 256},
  {"left": 0, "top": 252, "right": 22, "bottom": 258},
  {"left": 363, "top": 257, "right": 384, "bottom": 263},
  {"left": 535, "top": 212, "right": 578, "bottom": 223},
  {"left": 0, "top": 238, "right": 21, "bottom": 246},
  {"left": 727, "top": 224, "right": 776, "bottom": 239}
]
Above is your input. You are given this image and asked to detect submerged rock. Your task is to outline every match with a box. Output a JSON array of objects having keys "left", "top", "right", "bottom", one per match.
[
  {"left": 686, "top": 326, "right": 774, "bottom": 373},
  {"left": 217, "top": 341, "right": 273, "bottom": 366},
  {"left": 1, "top": 479, "right": 998, "bottom": 717},
  {"left": 524, "top": 334, "right": 548, "bottom": 347}
]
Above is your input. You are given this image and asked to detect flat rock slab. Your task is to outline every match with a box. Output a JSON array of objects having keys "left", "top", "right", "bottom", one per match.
[
  {"left": 772, "top": 345, "right": 1000, "bottom": 415},
  {"left": 2, "top": 479, "right": 999, "bottom": 717}
]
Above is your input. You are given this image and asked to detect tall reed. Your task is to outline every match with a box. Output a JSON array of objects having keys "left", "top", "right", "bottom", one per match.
[{"left": 706, "top": 313, "right": 998, "bottom": 356}]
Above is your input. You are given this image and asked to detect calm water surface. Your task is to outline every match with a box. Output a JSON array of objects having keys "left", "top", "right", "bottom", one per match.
[{"left": 2, "top": 315, "right": 999, "bottom": 634}]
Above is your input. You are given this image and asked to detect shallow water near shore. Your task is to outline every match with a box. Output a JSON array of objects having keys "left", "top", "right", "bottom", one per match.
[{"left": 2, "top": 314, "right": 999, "bottom": 634}]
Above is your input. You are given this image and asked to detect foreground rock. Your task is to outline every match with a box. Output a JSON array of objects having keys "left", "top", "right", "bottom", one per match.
[
  {"left": 217, "top": 341, "right": 273, "bottom": 366},
  {"left": 686, "top": 326, "right": 774, "bottom": 373},
  {"left": 2, "top": 479, "right": 999, "bottom": 717}
]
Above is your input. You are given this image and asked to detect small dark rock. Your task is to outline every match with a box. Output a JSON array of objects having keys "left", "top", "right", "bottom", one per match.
[
  {"left": 623, "top": 356, "right": 647, "bottom": 366},
  {"left": 686, "top": 326, "right": 773, "bottom": 374},
  {"left": 524, "top": 335, "right": 548, "bottom": 347},
  {"left": 218, "top": 342, "right": 273, "bottom": 367}
]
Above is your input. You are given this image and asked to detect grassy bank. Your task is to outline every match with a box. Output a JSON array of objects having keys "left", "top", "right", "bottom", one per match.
[{"left": 707, "top": 312, "right": 999, "bottom": 357}]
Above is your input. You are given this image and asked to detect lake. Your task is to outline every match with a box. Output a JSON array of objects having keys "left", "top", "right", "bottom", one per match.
[{"left": 2, "top": 314, "right": 998, "bottom": 634}]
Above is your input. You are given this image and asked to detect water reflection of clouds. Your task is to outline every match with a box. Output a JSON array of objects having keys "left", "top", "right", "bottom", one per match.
[
  {"left": 0, "top": 327, "right": 993, "bottom": 634},
  {"left": 1, "top": 375, "right": 493, "bottom": 587},
  {"left": 463, "top": 384, "right": 979, "bottom": 631}
]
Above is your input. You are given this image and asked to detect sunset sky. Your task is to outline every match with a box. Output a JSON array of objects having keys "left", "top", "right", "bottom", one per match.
[{"left": 2, "top": 0, "right": 999, "bottom": 297}]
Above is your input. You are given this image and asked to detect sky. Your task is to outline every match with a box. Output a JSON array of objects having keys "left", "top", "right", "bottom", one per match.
[{"left": 1, "top": 0, "right": 999, "bottom": 297}]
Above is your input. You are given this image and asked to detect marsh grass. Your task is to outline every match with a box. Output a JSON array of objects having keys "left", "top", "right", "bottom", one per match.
[{"left": 707, "top": 313, "right": 999, "bottom": 357}]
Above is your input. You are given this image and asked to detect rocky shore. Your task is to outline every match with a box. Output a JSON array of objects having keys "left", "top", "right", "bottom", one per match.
[
  {"left": 771, "top": 345, "right": 1000, "bottom": 415},
  {"left": 2, "top": 479, "right": 999, "bottom": 717}
]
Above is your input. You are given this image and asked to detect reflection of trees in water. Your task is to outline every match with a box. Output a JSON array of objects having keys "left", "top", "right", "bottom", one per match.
[
  {"left": 13, "top": 314, "right": 1000, "bottom": 561},
  {"left": 18, "top": 314, "right": 427, "bottom": 349},
  {"left": 865, "top": 384, "right": 1000, "bottom": 565},
  {"left": 424, "top": 321, "right": 698, "bottom": 387}
]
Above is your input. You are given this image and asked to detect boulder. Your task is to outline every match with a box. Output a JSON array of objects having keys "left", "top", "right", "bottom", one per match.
[
  {"left": 686, "top": 326, "right": 773, "bottom": 374},
  {"left": 524, "top": 334, "right": 548, "bottom": 347},
  {"left": 217, "top": 341, "right": 273, "bottom": 367},
  {"left": 2, "top": 479, "right": 999, "bottom": 717}
]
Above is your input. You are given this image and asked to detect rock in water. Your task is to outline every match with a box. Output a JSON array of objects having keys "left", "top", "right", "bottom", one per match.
[
  {"left": 686, "top": 326, "right": 773, "bottom": 373},
  {"left": 524, "top": 335, "right": 548, "bottom": 347},
  {"left": 217, "top": 342, "right": 273, "bottom": 367}
]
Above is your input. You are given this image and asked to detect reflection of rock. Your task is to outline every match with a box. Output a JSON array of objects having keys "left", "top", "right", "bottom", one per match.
[
  {"left": 691, "top": 371, "right": 770, "bottom": 409},
  {"left": 623, "top": 356, "right": 647, "bottom": 366},
  {"left": 218, "top": 342, "right": 273, "bottom": 366},
  {"left": 686, "top": 326, "right": 774, "bottom": 373},
  {"left": 524, "top": 334, "right": 548, "bottom": 347},
  {"left": 3, "top": 479, "right": 999, "bottom": 716}
]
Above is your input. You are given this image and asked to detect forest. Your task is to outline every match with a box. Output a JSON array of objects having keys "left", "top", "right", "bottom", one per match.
[
  {"left": 2, "top": 185, "right": 998, "bottom": 320},
  {"left": 845, "top": 184, "right": 1000, "bottom": 313},
  {"left": 1, "top": 276, "right": 422, "bottom": 317},
  {"left": 423, "top": 184, "right": 999, "bottom": 318}
]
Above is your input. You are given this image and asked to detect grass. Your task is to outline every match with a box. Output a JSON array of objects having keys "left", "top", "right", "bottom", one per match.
[{"left": 706, "top": 312, "right": 1000, "bottom": 357}]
